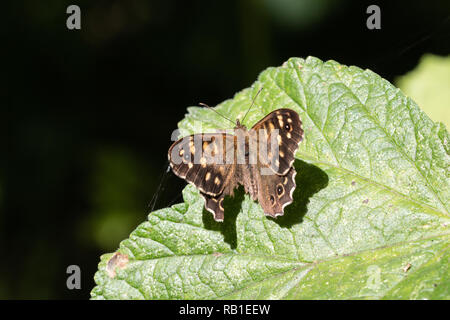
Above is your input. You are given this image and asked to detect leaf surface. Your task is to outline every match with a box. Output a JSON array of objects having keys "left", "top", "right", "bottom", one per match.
[{"left": 92, "top": 57, "right": 449, "bottom": 300}]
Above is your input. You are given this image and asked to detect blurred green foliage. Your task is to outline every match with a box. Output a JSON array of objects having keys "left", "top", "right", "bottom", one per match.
[
  {"left": 396, "top": 54, "right": 450, "bottom": 129},
  {"left": 263, "top": 0, "right": 338, "bottom": 28},
  {"left": 79, "top": 148, "right": 154, "bottom": 252}
]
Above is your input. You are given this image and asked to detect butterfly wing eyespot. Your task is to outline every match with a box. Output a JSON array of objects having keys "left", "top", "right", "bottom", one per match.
[
  {"left": 276, "top": 184, "right": 284, "bottom": 197},
  {"left": 269, "top": 195, "right": 275, "bottom": 206},
  {"left": 258, "top": 167, "right": 297, "bottom": 217},
  {"left": 284, "top": 123, "right": 292, "bottom": 131}
]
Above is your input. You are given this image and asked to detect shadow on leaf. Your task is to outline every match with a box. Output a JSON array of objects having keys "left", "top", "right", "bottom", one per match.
[
  {"left": 202, "top": 186, "right": 245, "bottom": 249},
  {"left": 202, "top": 159, "right": 328, "bottom": 248}
]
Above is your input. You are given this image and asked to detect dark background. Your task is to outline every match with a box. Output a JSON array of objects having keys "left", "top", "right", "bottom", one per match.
[{"left": 2, "top": 0, "right": 449, "bottom": 299}]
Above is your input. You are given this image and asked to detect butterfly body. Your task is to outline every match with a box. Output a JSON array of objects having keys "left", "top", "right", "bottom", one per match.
[{"left": 168, "top": 108, "right": 303, "bottom": 222}]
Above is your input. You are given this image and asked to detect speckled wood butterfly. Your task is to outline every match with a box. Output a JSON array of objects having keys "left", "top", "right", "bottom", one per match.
[{"left": 168, "top": 103, "right": 303, "bottom": 222}]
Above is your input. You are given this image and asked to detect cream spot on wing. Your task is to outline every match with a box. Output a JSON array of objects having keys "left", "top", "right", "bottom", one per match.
[
  {"left": 205, "top": 172, "right": 211, "bottom": 181},
  {"left": 215, "top": 176, "right": 221, "bottom": 185},
  {"left": 212, "top": 143, "right": 219, "bottom": 157},
  {"left": 278, "top": 119, "right": 284, "bottom": 127},
  {"left": 280, "top": 151, "right": 284, "bottom": 157},
  {"left": 179, "top": 149, "right": 184, "bottom": 156},
  {"left": 277, "top": 115, "right": 283, "bottom": 120},
  {"left": 286, "top": 132, "right": 291, "bottom": 139},
  {"left": 277, "top": 135, "right": 282, "bottom": 145},
  {"left": 287, "top": 118, "right": 292, "bottom": 123},
  {"left": 268, "top": 122, "right": 275, "bottom": 131},
  {"left": 188, "top": 163, "right": 193, "bottom": 169}
]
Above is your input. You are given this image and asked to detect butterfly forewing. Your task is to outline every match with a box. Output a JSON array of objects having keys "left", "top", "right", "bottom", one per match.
[
  {"left": 251, "top": 108, "right": 303, "bottom": 175},
  {"left": 168, "top": 133, "right": 235, "bottom": 196}
]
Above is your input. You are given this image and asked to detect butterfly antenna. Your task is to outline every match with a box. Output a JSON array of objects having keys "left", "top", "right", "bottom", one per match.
[
  {"left": 241, "top": 87, "right": 263, "bottom": 124},
  {"left": 199, "top": 102, "right": 235, "bottom": 125},
  {"left": 148, "top": 162, "right": 171, "bottom": 211}
]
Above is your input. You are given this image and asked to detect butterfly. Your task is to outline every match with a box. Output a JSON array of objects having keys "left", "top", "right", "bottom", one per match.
[{"left": 168, "top": 100, "right": 304, "bottom": 222}]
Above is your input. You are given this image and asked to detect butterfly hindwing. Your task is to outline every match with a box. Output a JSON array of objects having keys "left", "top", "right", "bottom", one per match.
[
  {"left": 251, "top": 108, "right": 303, "bottom": 175},
  {"left": 201, "top": 178, "right": 239, "bottom": 222},
  {"left": 201, "top": 192, "right": 225, "bottom": 222},
  {"left": 168, "top": 133, "right": 235, "bottom": 196},
  {"left": 256, "top": 166, "right": 297, "bottom": 217}
]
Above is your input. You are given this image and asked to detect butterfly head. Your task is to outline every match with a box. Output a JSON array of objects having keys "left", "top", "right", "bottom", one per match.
[{"left": 234, "top": 119, "right": 247, "bottom": 130}]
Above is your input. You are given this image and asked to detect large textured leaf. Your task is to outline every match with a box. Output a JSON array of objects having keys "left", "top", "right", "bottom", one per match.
[{"left": 91, "top": 57, "right": 449, "bottom": 300}]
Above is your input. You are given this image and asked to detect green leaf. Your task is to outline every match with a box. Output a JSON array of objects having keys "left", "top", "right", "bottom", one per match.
[
  {"left": 91, "top": 57, "right": 450, "bottom": 300},
  {"left": 396, "top": 54, "right": 450, "bottom": 130}
]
